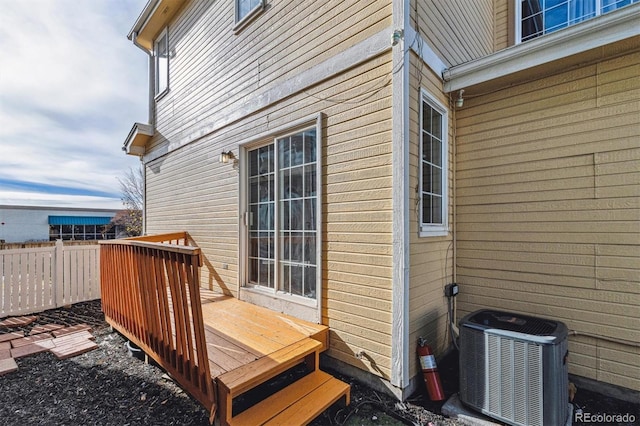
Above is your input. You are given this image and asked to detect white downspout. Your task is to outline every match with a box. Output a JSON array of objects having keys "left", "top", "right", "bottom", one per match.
[{"left": 130, "top": 32, "right": 154, "bottom": 235}]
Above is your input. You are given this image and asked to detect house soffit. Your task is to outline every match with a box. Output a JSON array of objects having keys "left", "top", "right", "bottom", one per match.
[
  {"left": 128, "top": 0, "right": 186, "bottom": 51},
  {"left": 124, "top": 122, "right": 153, "bottom": 157},
  {"left": 443, "top": 3, "right": 640, "bottom": 93}
]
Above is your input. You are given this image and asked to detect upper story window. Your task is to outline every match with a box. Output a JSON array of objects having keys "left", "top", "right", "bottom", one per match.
[
  {"left": 154, "top": 28, "right": 169, "bottom": 97},
  {"left": 419, "top": 90, "right": 448, "bottom": 237},
  {"left": 519, "top": 0, "right": 639, "bottom": 42},
  {"left": 236, "top": 0, "right": 264, "bottom": 27}
]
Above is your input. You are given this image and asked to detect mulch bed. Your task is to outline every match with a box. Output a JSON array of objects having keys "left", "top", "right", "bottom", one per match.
[{"left": 0, "top": 302, "right": 637, "bottom": 426}]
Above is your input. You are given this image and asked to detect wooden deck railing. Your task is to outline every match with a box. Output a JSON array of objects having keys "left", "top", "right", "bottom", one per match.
[{"left": 100, "top": 233, "right": 216, "bottom": 419}]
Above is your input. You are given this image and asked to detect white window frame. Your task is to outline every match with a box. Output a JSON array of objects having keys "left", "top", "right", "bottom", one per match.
[
  {"left": 238, "top": 114, "right": 323, "bottom": 322},
  {"left": 154, "top": 28, "right": 169, "bottom": 98},
  {"left": 515, "top": 0, "right": 639, "bottom": 43},
  {"left": 419, "top": 89, "right": 448, "bottom": 238},
  {"left": 234, "top": 0, "right": 265, "bottom": 32}
]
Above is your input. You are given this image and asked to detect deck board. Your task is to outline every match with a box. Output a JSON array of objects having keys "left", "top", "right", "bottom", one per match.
[{"left": 195, "top": 291, "right": 327, "bottom": 379}]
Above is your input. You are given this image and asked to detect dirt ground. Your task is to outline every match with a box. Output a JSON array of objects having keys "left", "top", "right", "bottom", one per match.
[{"left": 0, "top": 301, "right": 637, "bottom": 426}]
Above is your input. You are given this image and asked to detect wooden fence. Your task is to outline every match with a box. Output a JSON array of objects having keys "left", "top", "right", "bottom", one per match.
[
  {"left": 0, "top": 240, "right": 101, "bottom": 318},
  {"left": 100, "top": 233, "right": 216, "bottom": 419}
]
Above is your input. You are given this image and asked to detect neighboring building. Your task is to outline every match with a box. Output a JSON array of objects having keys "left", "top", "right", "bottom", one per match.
[
  {"left": 0, "top": 205, "right": 121, "bottom": 243},
  {"left": 123, "top": 0, "right": 640, "bottom": 397}
]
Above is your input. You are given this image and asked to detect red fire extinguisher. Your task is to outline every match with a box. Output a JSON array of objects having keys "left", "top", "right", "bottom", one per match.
[{"left": 417, "top": 337, "right": 445, "bottom": 401}]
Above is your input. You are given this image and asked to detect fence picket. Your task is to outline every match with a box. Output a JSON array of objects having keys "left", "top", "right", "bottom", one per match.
[{"left": 0, "top": 242, "right": 100, "bottom": 318}]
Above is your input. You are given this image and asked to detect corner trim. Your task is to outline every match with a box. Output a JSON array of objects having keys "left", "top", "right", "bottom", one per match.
[{"left": 390, "top": 0, "right": 410, "bottom": 391}]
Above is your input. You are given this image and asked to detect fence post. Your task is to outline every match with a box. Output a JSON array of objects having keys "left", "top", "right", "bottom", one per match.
[{"left": 55, "top": 239, "right": 64, "bottom": 307}]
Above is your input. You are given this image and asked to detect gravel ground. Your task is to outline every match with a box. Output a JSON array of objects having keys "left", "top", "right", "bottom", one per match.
[
  {"left": 1, "top": 302, "right": 636, "bottom": 426},
  {"left": 0, "top": 302, "right": 459, "bottom": 426}
]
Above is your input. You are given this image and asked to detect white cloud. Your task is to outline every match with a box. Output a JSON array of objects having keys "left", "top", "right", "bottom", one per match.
[
  {"left": 0, "top": 190, "right": 122, "bottom": 210},
  {"left": 0, "top": 0, "right": 149, "bottom": 207}
]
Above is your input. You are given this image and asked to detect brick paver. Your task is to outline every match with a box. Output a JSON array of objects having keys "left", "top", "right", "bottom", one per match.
[
  {"left": 0, "top": 316, "right": 37, "bottom": 328},
  {"left": 51, "top": 339, "right": 98, "bottom": 360},
  {"left": 0, "top": 358, "right": 18, "bottom": 375},
  {"left": 0, "top": 332, "right": 23, "bottom": 343},
  {"left": 52, "top": 324, "right": 92, "bottom": 337},
  {"left": 10, "top": 333, "right": 53, "bottom": 348},
  {"left": 52, "top": 330, "right": 95, "bottom": 345},
  {"left": 0, "top": 315, "right": 98, "bottom": 376},
  {"left": 29, "top": 324, "right": 64, "bottom": 335},
  {"left": 11, "top": 339, "right": 55, "bottom": 358}
]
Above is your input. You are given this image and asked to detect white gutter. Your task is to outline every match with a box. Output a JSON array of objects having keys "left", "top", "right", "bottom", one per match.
[
  {"left": 128, "top": 0, "right": 160, "bottom": 43},
  {"left": 443, "top": 3, "right": 640, "bottom": 92}
]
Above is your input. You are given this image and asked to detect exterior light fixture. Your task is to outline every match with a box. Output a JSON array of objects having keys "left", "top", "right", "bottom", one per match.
[
  {"left": 455, "top": 89, "right": 465, "bottom": 108},
  {"left": 219, "top": 150, "right": 233, "bottom": 164}
]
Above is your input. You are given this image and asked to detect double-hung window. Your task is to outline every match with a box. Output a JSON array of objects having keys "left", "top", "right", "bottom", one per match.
[
  {"left": 419, "top": 90, "right": 448, "bottom": 237},
  {"left": 154, "top": 29, "right": 169, "bottom": 96},
  {"left": 519, "top": 0, "right": 639, "bottom": 42},
  {"left": 246, "top": 128, "right": 319, "bottom": 300}
]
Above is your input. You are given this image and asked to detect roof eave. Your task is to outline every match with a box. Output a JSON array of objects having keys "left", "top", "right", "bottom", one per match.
[
  {"left": 123, "top": 122, "right": 154, "bottom": 157},
  {"left": 443, "top": 3, "right": 640, "bottom": 92},
  {"left": 127, "top": 0, "right": 187, "bottom": 51}
]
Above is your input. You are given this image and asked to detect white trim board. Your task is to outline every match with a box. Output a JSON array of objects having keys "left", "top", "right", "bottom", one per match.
[
  {"left": 404, "top": 26, "right": 448, "bottom": 78},
  {"left": 390, "top": 0, "right": 411, "bottom": 391},
  {"left": 443, "top": 3, "right": 640, "bottom": 92},
  {"left": 142, "top": 29, "right": 391, "bottom": 164}
]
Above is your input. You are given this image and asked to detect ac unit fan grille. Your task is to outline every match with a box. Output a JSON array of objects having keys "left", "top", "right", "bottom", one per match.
[{"left": 469, "top": 311, "right": 557, "bottom": 335}]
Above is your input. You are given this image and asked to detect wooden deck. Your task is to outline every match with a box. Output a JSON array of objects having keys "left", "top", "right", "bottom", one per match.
[
  {"left": 100, "top": 233, "right": 349, "bottom": 425},
  {"left": 197, "top": 289, "right": 328, "bottom": 379}
]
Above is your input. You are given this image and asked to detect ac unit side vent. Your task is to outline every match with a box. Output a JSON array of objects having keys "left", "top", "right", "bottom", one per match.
[{"left": 485, "top": 333, "right": 543, "bottom": 426}]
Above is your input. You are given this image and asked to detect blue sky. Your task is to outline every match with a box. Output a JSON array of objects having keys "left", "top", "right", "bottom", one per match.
[{"left": 0, "top": 0, "right": 149, "bottom": 209}]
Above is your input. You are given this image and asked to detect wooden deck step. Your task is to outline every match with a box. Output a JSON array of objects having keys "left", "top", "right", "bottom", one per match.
[
  {"left": 218, "top": 337, "right": 321, "bottom": 397},
  {"left": 230, "top": 370, "right": 350, "bottom": 426},
  {"left": 217, "top": 337, "right": 323, "bottom": 425}
]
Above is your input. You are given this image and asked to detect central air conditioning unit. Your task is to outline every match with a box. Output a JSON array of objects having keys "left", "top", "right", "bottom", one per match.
[{"left": 459, "top": 310, "right": 569, "bottom": 426}]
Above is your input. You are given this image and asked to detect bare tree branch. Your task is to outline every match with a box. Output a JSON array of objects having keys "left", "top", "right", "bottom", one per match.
[{"left": 111, "top": 167, "right": 143, "bottom": 237}]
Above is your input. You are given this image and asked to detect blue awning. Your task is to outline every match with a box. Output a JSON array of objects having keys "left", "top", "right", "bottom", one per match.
[{"left": 48, "top": 216, "right": 113, "bottom": 226}]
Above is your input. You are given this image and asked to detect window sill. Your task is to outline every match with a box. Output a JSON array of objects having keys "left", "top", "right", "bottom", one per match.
[
  {"left": 419, "top": 226, "right": 449, "bottom": 238},
  {"left": 233, "top": 2, "right": 265, "bottom": 34},
  {"left": 154, "top": 88, "right": 169, "bottom": 102}
]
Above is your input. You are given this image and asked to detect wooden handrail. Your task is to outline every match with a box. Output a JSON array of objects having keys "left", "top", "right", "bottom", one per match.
[
  {"left": 125, "top": 232, "right": 190, "bottom": 245},
  {"left": 100, "top": 233, "right": 216, "bottom": 418}
]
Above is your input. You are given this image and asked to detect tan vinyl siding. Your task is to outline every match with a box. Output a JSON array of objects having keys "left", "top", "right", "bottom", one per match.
[
  {"left": 455, "top": 51, "right": 640, "bottom": 391},
  {"left": 147, "top": 0, "right": 392, "bottom": 154},
  {"left": 494, "top": 0, "right": 510, "bottom": 50},
  {"left": 144, "top": 49, "right": 395, "bottom": 380},
  {"left": 413, "top": 0, "right": 494, "bottom": 66},
  {"left": 407, "top": 53, "right": 454, "bottom": 380}
]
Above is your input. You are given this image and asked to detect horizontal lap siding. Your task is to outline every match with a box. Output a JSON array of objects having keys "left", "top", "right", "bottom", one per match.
[
  {"left": 149, "top": 0, "right": 392, "bottom": 151},
  {"left": 455, "top": 52, "right": 640, "bottom": 391},
  {"left": 145, "top": 52, "right": 395, "bottom": 379},
  {"left": 413, "top": 0, "right": 494, "bottom": 66},
  {"left": 407, "top": 53, "right": 454, "bottom": 379},
  {"left": 493, "top": 0, "right": 510, "bottom": 51}
]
